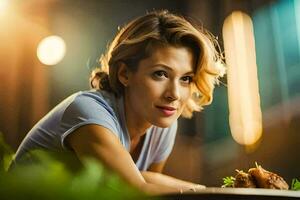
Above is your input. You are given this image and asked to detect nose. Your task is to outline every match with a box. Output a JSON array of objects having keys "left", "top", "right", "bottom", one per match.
[{"left": 165, "top": 81, "right": 179, "bottom": 101}]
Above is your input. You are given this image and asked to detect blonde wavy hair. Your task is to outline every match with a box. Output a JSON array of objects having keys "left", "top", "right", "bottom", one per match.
[{"left": 90, "top": 10, "right": 225, "bottom": 118}]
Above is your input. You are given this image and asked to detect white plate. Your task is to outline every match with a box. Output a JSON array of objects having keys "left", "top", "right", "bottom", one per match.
[
  {"left": 194, "top": 187, "right": 300, "bottom": 197},
  {"left": 162, "top": 187, "right": 300, "bottom": 200}
]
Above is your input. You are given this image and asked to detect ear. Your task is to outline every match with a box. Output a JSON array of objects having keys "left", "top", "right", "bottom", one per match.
[{"left": 117, "top": 62, "right": 129, "bottom": 87}]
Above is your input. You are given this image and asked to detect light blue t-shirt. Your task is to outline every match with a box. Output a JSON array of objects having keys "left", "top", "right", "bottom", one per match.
[{"left": 14, "top": 90, "right": 177, "bottom": 170}]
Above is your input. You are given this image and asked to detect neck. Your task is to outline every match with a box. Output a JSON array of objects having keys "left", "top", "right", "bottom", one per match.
[{"left": 123, "top": 95, "right": 151, "bottom": 140}]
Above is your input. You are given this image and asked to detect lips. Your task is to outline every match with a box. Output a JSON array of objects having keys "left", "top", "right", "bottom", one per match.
[{"left": 156, "top": 105, "right": 177, "bottom": 116}]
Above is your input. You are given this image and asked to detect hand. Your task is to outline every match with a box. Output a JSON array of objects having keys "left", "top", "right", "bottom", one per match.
[
  {"left": 190, "top": 184, "right": 206, "bottom": 192},
  {"left": 180, "top": 184, "right": 206, "bottom": 194}
]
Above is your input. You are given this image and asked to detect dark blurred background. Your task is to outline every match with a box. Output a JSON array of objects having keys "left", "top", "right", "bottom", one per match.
[{"left": 1, "top": 0, "right": 299, "bottom": 187}]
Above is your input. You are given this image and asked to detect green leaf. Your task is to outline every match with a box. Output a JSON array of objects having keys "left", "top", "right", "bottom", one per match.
[
  {"left": 291, "top": 178, "right": 300, "bottom": 191},
  {"left": 222, "top": 176, "right": 235, "bottom": 188}
]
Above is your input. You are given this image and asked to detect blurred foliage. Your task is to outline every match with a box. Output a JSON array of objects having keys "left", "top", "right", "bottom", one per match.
[
  {"left": 0, "top": 132, "right": 14, "bottom": 172},
  {"left": 0, "top": 133, "right": 151, "bottom": 200}
]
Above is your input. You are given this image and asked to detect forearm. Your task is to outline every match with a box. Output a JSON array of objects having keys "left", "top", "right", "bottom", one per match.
[{"left": 141, "top": 171, "right": 205, "bottom": 191}]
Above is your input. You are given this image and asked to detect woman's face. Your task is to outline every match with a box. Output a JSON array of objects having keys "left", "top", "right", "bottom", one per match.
[{"left": 125, "top": 45, "right": 195, "bottom": 128}]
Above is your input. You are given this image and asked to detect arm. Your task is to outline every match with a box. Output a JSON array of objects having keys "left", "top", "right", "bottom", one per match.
[
  {"left": 66, "top": 124, "right": 180, "bottom": 195},
  {"left": 141, "top": 161, "right": 206, "bottom": 191}
]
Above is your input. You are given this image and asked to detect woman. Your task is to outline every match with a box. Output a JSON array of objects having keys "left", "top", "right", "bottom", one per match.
[{"left": 13, "top": 10, "right": 225, "bottom": 194}]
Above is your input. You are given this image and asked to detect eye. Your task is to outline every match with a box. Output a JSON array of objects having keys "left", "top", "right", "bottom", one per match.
[
  {"left": 152, "top": 70, "right": 168, "bottom": 79},
  {"left": 181, "top": 76, "right": 193, "bottom": 84}
]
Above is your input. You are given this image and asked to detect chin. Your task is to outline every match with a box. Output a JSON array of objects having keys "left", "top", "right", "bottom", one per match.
[{"left": 151, "top": 117, "right": 176, "bottom": 128}]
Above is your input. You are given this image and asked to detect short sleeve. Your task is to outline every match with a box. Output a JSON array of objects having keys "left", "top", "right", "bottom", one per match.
[
  {"left": 152, "top": 121, "right": 178, "bottom": 163},
  {"left": 60, "top": 93, "right": 120, "bottom": 149}
]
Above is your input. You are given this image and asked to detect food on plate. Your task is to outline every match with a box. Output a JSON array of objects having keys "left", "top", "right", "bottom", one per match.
[
  {"left": 234, "top": 170, "right": 256, "bottom": 188},
  {"left": 222, "top": 163, "right": 289, "bottom": 190},
  {"left": 248, "top": 164, "right": 289, "bottom": 189}
]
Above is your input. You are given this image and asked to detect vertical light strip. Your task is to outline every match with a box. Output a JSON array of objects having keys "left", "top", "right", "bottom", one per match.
[
  {"left": 294, "top": 0, "right": 300, "bottom": 55},
  {"left": 223, "top": 11, "right": 262, "bottom": 146},
  {"left": 270, "top": 4, "right": 290, "bottom": 122}
]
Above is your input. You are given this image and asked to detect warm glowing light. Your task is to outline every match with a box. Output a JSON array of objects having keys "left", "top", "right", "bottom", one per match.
[
  {"left": 0, "top": 0, "right": 9, "bottom": 14},
  {"left": 223, "top": 11, "right": 262, "bottom": 146},
  {"left": 37, "top": 35, "right": 66, "bottom": 66}
]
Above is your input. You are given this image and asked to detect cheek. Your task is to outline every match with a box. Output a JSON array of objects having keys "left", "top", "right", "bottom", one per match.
[
  {"left": 138, "top": 78, "right": 163, "bottom": 96},
  {"left": 178, "top": 88, "right": 192, "bottom": 113},
  {"left": 181, "top": 87, "right": 192, "bottom": 101},
  {"left": 129, "top": 79, "right": 160, "bottom": 105}
]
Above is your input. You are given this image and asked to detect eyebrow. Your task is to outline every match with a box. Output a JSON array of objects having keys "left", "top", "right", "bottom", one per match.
[{"left": 152, "top": 64, "right": 195, "bottom": 75}]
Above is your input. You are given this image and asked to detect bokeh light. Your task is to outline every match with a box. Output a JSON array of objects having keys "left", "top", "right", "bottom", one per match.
[
  {"left": 223, "top": 11, "right": 262, "bottom": 146},
  {"left": 37, "top": 35, "right": 66, "bottom": 66},
  {"left": 0, "top": 0, "right": 9, "bottom": 14}
]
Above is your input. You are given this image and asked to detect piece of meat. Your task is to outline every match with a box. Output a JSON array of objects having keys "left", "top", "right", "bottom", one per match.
[
  {"left": 234, "top": 170, "right": 257, "bottom": 188},
  {"left": 248, "top": 165, "right": 289, "bottom": 190}
]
